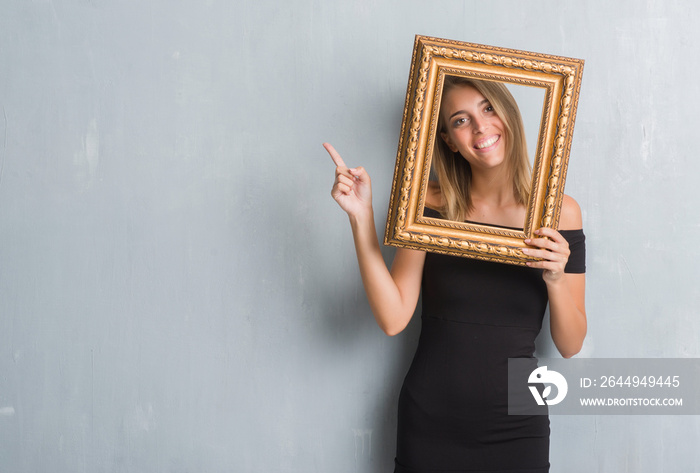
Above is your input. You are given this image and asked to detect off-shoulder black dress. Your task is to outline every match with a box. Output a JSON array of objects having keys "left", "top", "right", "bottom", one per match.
[{"left": 394, "top": 215, "right": 586, "bottom": 473}]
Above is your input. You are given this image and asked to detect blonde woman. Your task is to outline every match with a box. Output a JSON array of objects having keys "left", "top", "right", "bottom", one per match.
[{"left": 325, "top": 76, "right": 586, "bottom": 473}]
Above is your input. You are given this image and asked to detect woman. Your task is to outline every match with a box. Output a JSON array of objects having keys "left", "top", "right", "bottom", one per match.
[{"left": 325, "top": 76, "right": 586, "bottom": 472}]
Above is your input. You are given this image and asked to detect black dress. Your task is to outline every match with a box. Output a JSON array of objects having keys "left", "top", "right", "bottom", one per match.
[{"left": 394, "top": 223, "right": 586, "bottom": 473}]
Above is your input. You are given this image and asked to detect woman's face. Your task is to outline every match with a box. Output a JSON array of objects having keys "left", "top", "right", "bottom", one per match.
[{"left": 440, "top": 85, "right": 506, "bottom": 171}]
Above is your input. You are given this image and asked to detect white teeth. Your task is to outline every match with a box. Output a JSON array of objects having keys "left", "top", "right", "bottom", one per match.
[{"left": 476, "top": 136, "right": 499, "bottom": 149}]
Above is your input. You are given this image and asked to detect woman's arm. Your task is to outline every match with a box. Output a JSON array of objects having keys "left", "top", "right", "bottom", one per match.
[
  {"left": 326, "top": 143, "right": 425, "bottom": 336},
  {"left": 523, "top": 195, "right": 587, "bottom": 358}
]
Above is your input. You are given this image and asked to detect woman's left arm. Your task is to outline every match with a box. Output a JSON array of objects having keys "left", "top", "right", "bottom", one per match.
[{"left": 523, "top": 195, "right": 586, "bottom": 358}]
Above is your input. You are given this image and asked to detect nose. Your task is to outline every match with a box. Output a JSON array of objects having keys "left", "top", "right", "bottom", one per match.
[{"left": 471, "top": 116, "right": 487, "bottom": 133}]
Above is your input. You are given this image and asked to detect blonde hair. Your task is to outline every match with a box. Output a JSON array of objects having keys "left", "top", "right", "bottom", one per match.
[{"left": 432, "top": 76, "right": 531, "bottom": 221}]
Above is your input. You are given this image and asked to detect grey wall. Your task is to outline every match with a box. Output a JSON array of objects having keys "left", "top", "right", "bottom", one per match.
[{"left": 1, "top": 1, "right": 698, "bottom": 472}]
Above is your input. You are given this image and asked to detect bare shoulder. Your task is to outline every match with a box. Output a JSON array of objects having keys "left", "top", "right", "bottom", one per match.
[
  {"left": 390, "top": 247, "right": 427, "bottom": 281},
  {"left": 559, "top": 194, "right": 583, "bottom": 230},
  {"left": 392, "top": 247, "right": 427, "bottom": 268},
  {"left": 425, "top": 181, "right": 444, "bottom": 210}
]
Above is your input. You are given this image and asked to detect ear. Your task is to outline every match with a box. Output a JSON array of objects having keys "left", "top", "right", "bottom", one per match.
[{"left": 440, "top": 132, "right": 458, "bottom": 153}]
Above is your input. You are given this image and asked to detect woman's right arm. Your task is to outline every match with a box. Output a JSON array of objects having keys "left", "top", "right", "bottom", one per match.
[{"left": 325, "top": 143, "right": 425, "bottom": 336}]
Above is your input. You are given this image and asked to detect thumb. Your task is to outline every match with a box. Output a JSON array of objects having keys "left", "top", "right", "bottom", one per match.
[{"left": 349, "top": 166, "right": 370, "bottom": 183}]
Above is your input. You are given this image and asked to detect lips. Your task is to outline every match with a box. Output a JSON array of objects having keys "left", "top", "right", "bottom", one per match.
[{"left": 474, "top": 135, "right": 500, "bottom": 150}]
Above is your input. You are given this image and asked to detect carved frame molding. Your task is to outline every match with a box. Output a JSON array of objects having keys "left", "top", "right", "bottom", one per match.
[{"left": 384, "top": 36, "right": 584, "bottom": 265}]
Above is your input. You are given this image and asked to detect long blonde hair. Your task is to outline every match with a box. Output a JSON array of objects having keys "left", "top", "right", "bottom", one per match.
[{"left": 432, "top": 76, "right": 531, "bottom": 221}]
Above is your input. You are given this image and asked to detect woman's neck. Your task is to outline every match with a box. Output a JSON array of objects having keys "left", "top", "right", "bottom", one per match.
[
  {"left": 467, "top": 167, "right": 525, "bottom": 227},
  {"left": 469, "top": 167, "right": 514, "bottom": 206}
]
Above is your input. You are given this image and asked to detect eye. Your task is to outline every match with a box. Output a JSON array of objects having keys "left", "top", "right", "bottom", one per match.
[
  {"left": 484, "top": 104, "right": 494, "bottom": 113},
  {"left": 452, "top": 117, "right": 469, "bottom": 127}
]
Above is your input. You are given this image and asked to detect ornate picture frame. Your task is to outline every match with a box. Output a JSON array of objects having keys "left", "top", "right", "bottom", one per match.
[{"left": 384, "top": 35, "right": 585, "bottom": 266}]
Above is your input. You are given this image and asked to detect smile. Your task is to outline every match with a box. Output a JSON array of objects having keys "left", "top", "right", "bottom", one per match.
[{"left": 474, "top": 135, "right": 500, "bottom": 150}]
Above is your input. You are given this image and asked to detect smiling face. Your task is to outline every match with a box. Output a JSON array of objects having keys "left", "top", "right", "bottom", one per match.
[
  {"left": 430, "top": 76, "right": 532, "bottom": 221},
  {"left": 439, "top": 84, "right": 507, "bottom": 171}
]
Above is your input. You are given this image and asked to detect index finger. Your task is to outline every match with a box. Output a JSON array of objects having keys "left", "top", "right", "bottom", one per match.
[
  {"left": 323, "top": 142, "right": 346, "bottom": 168},
  {"left": 534, "top": 226, "right": 565, "bottom": 242}
]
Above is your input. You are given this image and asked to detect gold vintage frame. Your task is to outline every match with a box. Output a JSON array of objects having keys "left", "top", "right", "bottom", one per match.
[{"left": 384, "top": 36, "right": 584, "bottom": 266}]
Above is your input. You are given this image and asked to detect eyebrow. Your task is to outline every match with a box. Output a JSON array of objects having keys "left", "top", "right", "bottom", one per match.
[{"left": 448, "top": 99, "right": 490, "bottom": 121}]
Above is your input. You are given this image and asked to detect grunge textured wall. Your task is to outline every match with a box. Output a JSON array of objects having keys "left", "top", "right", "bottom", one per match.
[{"left": 1, "top": 1, "right": 698, "bottom": 471}]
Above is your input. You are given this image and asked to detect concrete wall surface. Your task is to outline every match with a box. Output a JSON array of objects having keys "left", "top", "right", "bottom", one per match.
[{"left": 1, "top": 1, "right": 698, "bottom": 472}]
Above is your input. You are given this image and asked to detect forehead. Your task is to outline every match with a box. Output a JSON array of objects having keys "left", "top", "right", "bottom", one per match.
[
  {"left": 440, "top": 84, "right": 489, "bottom": 119},
  {"left": 441, "top": 84, "right": 487, "bottom": 114}
]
